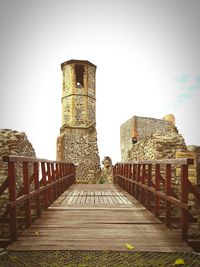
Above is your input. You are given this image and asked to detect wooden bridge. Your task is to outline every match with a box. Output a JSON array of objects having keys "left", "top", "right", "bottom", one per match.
[{"left": 0, "top": 156, "right": 200, "bottom": 252}]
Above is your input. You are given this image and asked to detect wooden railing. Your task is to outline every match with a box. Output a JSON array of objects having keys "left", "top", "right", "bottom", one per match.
[
  {"left": 0, "top": 156, "right": 75, "bottom": 245},
  {"left": 113, "top": 158, "right": 200, "bottom": 244}
]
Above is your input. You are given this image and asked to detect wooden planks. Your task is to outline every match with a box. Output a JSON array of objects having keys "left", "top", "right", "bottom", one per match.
[
  {"left": 6, "top": 184, "right": 193, "bottom": 252},
  {"left": 52, "top": 184, "right": 133, "bottom": 208}
]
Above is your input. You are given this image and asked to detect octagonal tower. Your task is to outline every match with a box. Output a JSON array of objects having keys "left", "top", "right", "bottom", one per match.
[{"left": 57, "top": 59, "right": 100, "bottom": 182}]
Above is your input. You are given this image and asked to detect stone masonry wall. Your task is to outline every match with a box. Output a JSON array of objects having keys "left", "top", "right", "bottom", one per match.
[
  {"left": 127, "top": 130, "right": 188, "bottom": 198},
  {"left": 57, "top": 127, "right": 100, "bottom": 183},
  {"left": 121, "top": 115, "right": 200, "bottom": 237},
  {"left": 136, "top": 116, "right": 176, "bottom": 141},
  {"left": 121, "top": 116, "right": 177, "bottom": 162},
  {"left": 0, "top": 129, "right": 36, "bottom": 237},
  {"left": 127, "top": 131, "right": 186, "bottom": 161},
  {"left": 187, "top": 146, "right": 200, "bottom": 185},
  {"left": 124, "top": 127, "right": 200, "bottom": 226},
  {"left": 120, "top": 118, "right": 132, "bottom": 162},
  {"left": 58, "top": 60, "right": 100, "bottom": 183}
]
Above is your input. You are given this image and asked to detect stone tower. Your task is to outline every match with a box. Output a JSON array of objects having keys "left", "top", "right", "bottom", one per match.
[{"left": 57, "top": 59, "right": 100, "bottom": 183}]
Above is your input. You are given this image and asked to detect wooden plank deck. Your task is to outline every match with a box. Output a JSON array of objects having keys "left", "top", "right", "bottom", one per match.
[{"left": 6, "top": 184, "right": 193, "bottom": 252}]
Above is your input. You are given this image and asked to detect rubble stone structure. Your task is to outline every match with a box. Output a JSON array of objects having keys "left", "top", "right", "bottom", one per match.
[
  {"left": 57, "top": 59, "right": 100, "bottom": 182},
  {"left": 120, "top": 115, "right": 200, "bottom": 237},
  {"left": 121, "top": 115, "right": 177, "bottom": 162},
  {"left": 99, "top": 156, "right": 113, "bottom": 184},
  {"left": 127, "top": 131, "right": 186, "bottom": 161},
  {"left": 0, "top": 129, "right": 36, "bottom": 237},
  {"left": 121, "top": 114, "right": 200, "bottom": 187}
]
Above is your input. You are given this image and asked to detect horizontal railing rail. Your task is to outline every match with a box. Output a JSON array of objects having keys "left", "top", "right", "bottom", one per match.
[
  {"left": 0, "top": 155, "right": 76, "bottom": 245},
  {"left": 113, "top": 158, "right": 200, "bottom": 244}
]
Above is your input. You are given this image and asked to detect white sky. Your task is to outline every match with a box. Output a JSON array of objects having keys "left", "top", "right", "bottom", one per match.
[{"left": 0, "top": 0, "right": 200, "bottom": 164}]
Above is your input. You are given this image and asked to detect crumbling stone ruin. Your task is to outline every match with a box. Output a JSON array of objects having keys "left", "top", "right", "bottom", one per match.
[
  {"left": 99, "top": 156, "right": 113, "bottom": 184},
  {"left": 127, "top": 131, "right": 186, "bottom": 161},
  {"left": 127, "top": 130, "right": 188, "bottom": 196},
  {"left": 120, "top": 114, "right": 200, "bottom": 187},
  {"left": 120, "top": 114, "right": 178, "bottom": 162},
  {"left": 0, "top": 129, "right": 36, "bottom": 237},
  {"left": 120, "top": 114, "right": 200, "bottom": 237},
  {"left": 57, "top": 60, "right": 100, "bottom": 183}
]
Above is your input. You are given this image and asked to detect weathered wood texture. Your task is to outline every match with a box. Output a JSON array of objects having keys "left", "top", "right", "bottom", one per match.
[
  {"left": 113, "top": 159, "right": 200, "bottom": 242},
  {"left": 6, "top": 184, "right": 192, "bottom": 252},
  {"left": 1, "top": 156, "right": 75, "bottom": 244}
]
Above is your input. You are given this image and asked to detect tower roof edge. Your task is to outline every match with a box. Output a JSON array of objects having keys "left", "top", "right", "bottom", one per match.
[{"left": 61, "top": 59, "right": 96, "bottom": 69}]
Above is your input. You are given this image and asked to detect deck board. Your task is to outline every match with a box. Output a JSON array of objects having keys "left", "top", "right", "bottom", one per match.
[{"left": 6, "top": 184, "right": 192, "bottom": 252}]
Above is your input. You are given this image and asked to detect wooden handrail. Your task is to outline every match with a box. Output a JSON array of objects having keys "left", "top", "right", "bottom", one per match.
[
  {"left": 2, "top": 155, "right": 74, "bottom": 164},
  {"left": 113, "top": 158, "right": 199, "bottom": 242},
  {"left": 0, "top": 155, "right": 76, "bottom": 245},
  {"left": 116, "top": 158, "right": 194, "bottom": 165}
]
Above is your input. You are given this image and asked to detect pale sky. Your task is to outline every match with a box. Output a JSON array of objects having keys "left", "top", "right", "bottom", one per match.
[{"left": 0, "top": 0, "right": 200, "bottom": 164}]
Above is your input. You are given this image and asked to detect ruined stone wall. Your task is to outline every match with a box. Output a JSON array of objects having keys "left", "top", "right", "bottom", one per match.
[
  {"left": 127, "top": 131, "right": 186, "bottom": 161},
  {"left": 125, "top": 129, "right": 200, "bottom": 210},
  {"left": 57, "top": 127, "right": 100, "bottom": 183},
  {"left": 99, "top": 156, "right": 113, "bottom": 184},
  {"left": 121, "top": 116, "right": 177, "bottom": 161},
  {"left": 120, "top": 118, "right": 132, "bottom": 162},
  {"left": 120, "top": 115, "right": 200, "bottom": 237},
  {"left": 183, "top": 146, "right": 200, "bottom": 185},
  {"left": 187, "top": 146, "right": 200, "bottom": 185},
  {"left": 126, "top": 131, "right": 188, "bottom": 198},
  {"left": 0, "top": 129, "right": 36, "bottom": 237},
  {"left": 136, "top": 116, "right": 176, "bottom": 141}
]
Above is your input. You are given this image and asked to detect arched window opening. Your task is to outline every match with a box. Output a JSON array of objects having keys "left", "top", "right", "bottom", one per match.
[{"left": 75, "top": 64, "right": 84, "bottom": 87}]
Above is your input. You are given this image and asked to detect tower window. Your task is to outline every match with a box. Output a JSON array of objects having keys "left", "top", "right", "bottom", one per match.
[{"left": 75, "top": 64, "right": 84, "bottom": 87}]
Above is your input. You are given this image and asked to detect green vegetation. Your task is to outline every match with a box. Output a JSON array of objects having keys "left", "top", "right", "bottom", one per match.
[{"left": 0, "top": 250, "right": 200, "bottom": 267}]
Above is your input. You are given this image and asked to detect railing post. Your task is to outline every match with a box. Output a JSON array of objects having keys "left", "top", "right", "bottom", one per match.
[
  {"left": 165, "top": 164, "right": 171, "bottom": 227},
  {"left": 131, "top": 164, "right": 136, "bottom": 197},
  {"left": 23, "top": 162, "right": 31, "bottom": 228},
  {"left": 124, "top": 164, "right": 126, "bottom": 189},
  {"left": 119, "top": 165, "right": 122, "bottom": 187},
  {"left": 125, "top": 164, "right": 128, "bottom": 192},
  {"left": 56, "top": 163, "right": 60, "bottom": 196},
  {"left": 64, "top": 163, "right": 67, "bottom": 189},
  {"left": 141, "top": 164, "right": 146, "bottom": 205},
  {"left": 58, "top": 163, "right": 61, "bottom": 192},
  {"left": 51, "top": 163, "right": 56, "bottom": 201},
  {"left": 121, "top": 164, "right": 124, "bottom": 189},
  {"left": 8, "top": 162, "right": 17, "bottom": 242},
  {"left": 180, "top": 164, "right": 189, "bottom": 241},
  {"left": 154, "top": 164, "right": 160, "bottom": 217},
  {"left": 73, "top": 164, "right": 76, "bottom": 184},
  {"left": 126, "top": 164, "right": 129, "bottom": 192},
  {"left": 128, "top": 164, "right": 131, "bottom": 194},
  {"left": 136, "top": 164, "right": 141, "bottom": 200},
  {"left": 60, "top": 163, "right": 65, "bottom": 193},
  {"left": 41, "top": 162, "right": 48, "bottom": 209},
  {"left": 128, "top": 164, "right": 132, "bottom": 194},
  {"left": 146, "top": 164, "right": 152, "bottom": 210},
  {"left": 65, "top": 163, "right": 69, "bottom": 189},
  {"left": 34, "top": 162, "right": 41, "bottom": 217},
  {"left": 113, "top": 165, "right": 116, "bottom": 184},
  {"left": 47, "top": 163, "right": 53, "bottom": 204}
]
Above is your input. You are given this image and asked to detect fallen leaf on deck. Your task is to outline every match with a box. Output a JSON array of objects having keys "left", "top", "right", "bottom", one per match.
[
  {"left": 35, "top": 231, "right": 39, "bottom": 236},
  {"left": 125, "top": 243, "right": 135, "bottom": 250},
  {"left": 173, "top": 258, "right": 185, "bottom": 265}
]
